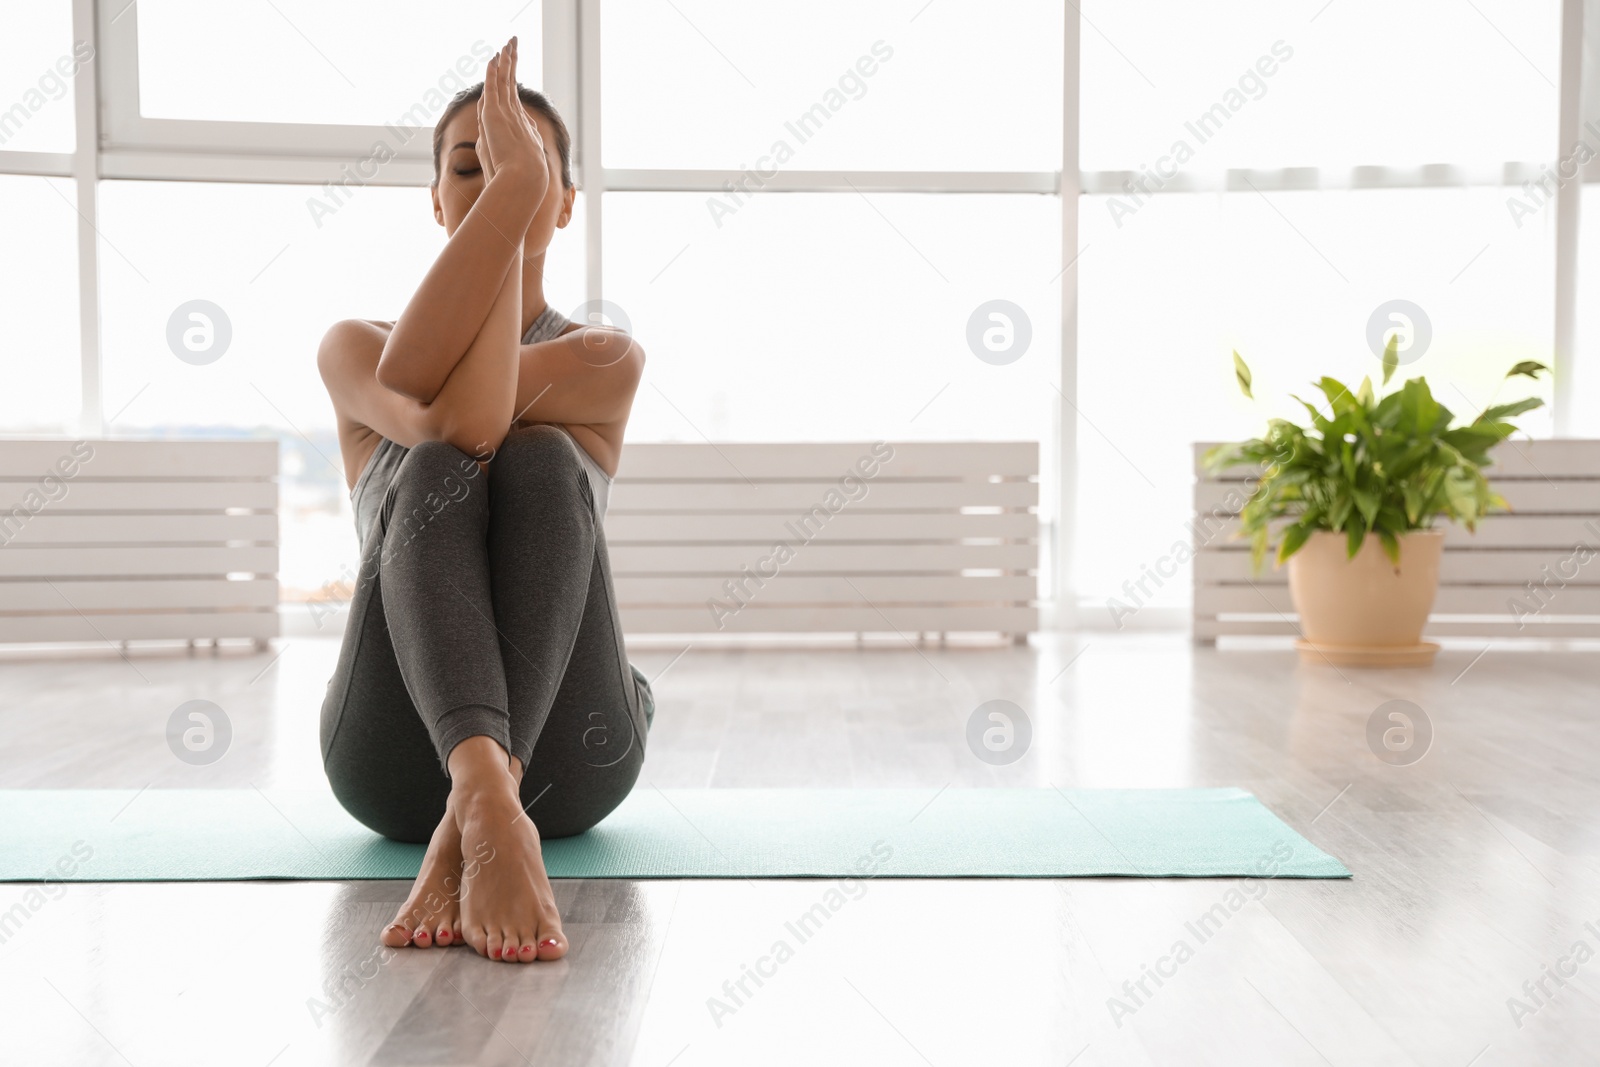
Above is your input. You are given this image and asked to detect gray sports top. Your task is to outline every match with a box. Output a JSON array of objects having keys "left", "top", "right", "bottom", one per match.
[{"left": 350, "top": 304, "right": 614, "bottom": 545}]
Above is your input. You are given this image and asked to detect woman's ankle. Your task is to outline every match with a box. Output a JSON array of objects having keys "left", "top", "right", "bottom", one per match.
[{"left": 446, "top": 736, "right": 519, "bottom": 801}]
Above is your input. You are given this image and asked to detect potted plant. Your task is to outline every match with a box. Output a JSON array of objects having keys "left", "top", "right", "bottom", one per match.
[{"left": 1203, "top": 338, "right": 1549, "bottom": 666}]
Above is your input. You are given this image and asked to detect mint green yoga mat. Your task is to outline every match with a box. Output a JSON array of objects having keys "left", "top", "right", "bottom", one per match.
[{"left": 0, "top": 787, "right": 1349, "bottom": 881}]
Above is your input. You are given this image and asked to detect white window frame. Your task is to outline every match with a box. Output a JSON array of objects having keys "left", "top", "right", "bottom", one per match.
[{"left": 0, "top": 0, "right": 1587, "bottom": 625}]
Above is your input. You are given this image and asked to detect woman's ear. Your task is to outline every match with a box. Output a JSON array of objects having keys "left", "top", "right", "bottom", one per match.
[
  {"left": 430, "top": 183, "right": 445, "bottom": 228},
  {"left": 556, "top": 184, "right": 576, "bottom": 228}
]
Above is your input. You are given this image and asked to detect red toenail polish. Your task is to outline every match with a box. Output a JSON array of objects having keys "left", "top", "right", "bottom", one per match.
[{"left": 540, "top": 939, "right": 558, "bottom": 948}]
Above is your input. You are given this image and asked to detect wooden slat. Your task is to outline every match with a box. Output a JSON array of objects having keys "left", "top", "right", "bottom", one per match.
[
  {"left": 0, "top": 611, "right": 279, "bottom": 643},
  {"left": 1194, "top": 438, "right": 1600, "bottom": 479},
  {"left": 609, "top": 480, "right": 1037, "bottom": 511},
  {"left": 609, "top": 542, "right": 1036, "bottom": 573},
  {"left": 613, "top": 574, "right": 1036, "bottom": 604},
  {"left": 616, "top": 604, "right": 1038, "bottom": 634},
  {"left": 0, "top": 481, "right": 279, "bottom": 511},
  {"left": 1195, "top": 550, "right": 1589, "bottom": 585},
  {"left": 1196, "top": 550, "right": 1593, "bottom": 585},
  {"left": 1194, "top": 616, "right": 1600, "bottom": 639},
  {"left": 603, "top": 511, "right": 1038, "bottom": 543},
  {"left": 1196, "top": 584, "right": 1600, "bottom": 616},
  {"left": 1193, "top": 479, "right": 1600, "bottom": 515},
  {"left": 1192, "top": 514, "right": 1600, "bottom": 550},
  {"left": 3, "top": 514, "right": 278, "bottom": 545},
  {"left": 0, "top": 440, "right": 278, "bottom": 478},
  {"left": 0, "top": 546, "right": 278, "bottom": 578},
  {"left": 618, "top": 441, "right": 1037, "bottom": 479},
  {"left": 0, "top": 579, "right": 279, "bottom": 612}
]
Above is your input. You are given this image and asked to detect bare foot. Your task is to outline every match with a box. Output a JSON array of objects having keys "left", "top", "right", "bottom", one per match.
[
  {"left": 381, "top": 804, "right": 472, "bottom": 949},
  {"left": 449, "top": 744, "right": 567, "bottom": 964}
]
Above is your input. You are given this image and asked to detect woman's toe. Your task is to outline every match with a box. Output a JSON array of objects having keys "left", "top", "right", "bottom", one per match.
[
  {"left": 498, "top": 928, "right": 521, "bottom": 962},
  {"left": 485, "top": 929, "right": 505, "bottom": 961},
  {"left": 535, "top": 928, "right": 567, "bottom": 962},
  {"left": 381, "top": 921, "right": 414, "bottom": 949},
  {"left": 435, "top": 924, "right": 453, "bottom": 947},
  {"left": 412, "top": 925, "right": 433, "bottom": 948}
]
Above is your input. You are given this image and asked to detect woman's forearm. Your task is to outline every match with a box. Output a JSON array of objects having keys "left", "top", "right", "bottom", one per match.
[
  {"left": 421, "top": 246, "right": 524, "bottom": 459},
  {"left": 377, "top": 167, "right": 541, "bottom": 403}
]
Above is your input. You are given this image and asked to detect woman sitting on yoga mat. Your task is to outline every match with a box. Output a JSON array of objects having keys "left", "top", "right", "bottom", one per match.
[{"left": 316, "top": 36, "right": 653, "bottom": 964}]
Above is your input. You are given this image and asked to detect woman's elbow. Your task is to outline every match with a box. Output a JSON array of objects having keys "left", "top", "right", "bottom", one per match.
[
  {"left": 434, "top": 414, "right": 510, "bottom": 461},
  {"left": 616, "top": 339, "right": 646, "bottom": 397},
  {"left": 375, "top": 358, "right": 434, "bottom": 403}
]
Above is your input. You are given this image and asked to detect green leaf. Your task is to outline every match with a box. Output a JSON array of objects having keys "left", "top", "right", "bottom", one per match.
[
  {"left": 1401, "top": 483, "right": 1424, "bottom": 524},
  {"left": 1317, "top": 377, "right": 1357, "bottom": 415},
  {"left": 1328, "top": 493, "right": 1353, "bottom": 530},
  {"left": 1399, "top": 378, "right": 1440, "bottom": 434},
  {"left": 1377, "top": 528, "right": 1400, "bottom": 565},
  {"left": 1376, "top": 504, "right": 1409, "bottom": 532},
  {"left": 1382, "top": 333, "right": 1399, "bottom": 387},
  {"left": 1444, "top": 475, "right": 1477, "bottom": 525},
  {"left": 1233, "top": 350, "right": 1253, "bottom": 399},
  {"left": 1355, "top": 376, "right": 1374, "bottom": 408},
  {"left": 1277, "top": 522, "right": 1313, "bottom": 566},
  {"left": 1249, "top": 527, "right": 1269, "bottom": 575},
  {"left": 1290, "top": 394, "right": 1335, "bottom": 435},
  {"left": 1506, "top": 360, "right": 1550, "bottom": 381},
  {"left": 1474, "top": 397, "right": 1544, "bottom": 424},
  {"left": 1352, "top": 487, "right": 1380, "bottom": 526},
  {"left": 1372, "top": 391, "right": 1404, "bottom": 430},
  {"left": 1346, "top": 515, "right": 1367, "bottom": 559},
  {"left": 1200, "top": 442, "right": 1238, "bottom": 472}
]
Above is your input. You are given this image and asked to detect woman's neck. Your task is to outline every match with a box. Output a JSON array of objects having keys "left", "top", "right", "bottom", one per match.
[{"left": 519, "top": 248, "right": 551, "bottom": 339}]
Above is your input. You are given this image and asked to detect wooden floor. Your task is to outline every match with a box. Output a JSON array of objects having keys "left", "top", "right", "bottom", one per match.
[{"left": 0, "top": 631, "right": 1596, "bottom": 1066}]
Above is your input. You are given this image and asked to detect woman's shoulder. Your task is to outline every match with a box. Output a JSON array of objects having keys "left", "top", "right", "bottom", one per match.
[
  {"left": 317, "top": 318, "right": 393, "bottom": 364},
  {"left": 325, "top": 317, "right": 395, "bottom": 335}
]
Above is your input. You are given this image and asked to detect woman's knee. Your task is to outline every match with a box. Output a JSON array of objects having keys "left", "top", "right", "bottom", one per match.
[
  {"left": 394, "top": 439, "right": 481, "bottom": 502},
  {"left": 382, "top": 440, "right": 487, "bottom": 541},
  {"left": 324, "top": 748, "right": 449, "bottom": 844},
  {"left": 490, "top": 424, "right": 587, "bottom": 499},
  {"left": 529, "top": 741, "right": 644, "bottom": 839}
]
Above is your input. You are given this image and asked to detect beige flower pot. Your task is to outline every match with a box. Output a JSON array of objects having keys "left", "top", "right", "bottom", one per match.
[{"left": 1285, "top": 529, "right": 1445, "bottom": 667}]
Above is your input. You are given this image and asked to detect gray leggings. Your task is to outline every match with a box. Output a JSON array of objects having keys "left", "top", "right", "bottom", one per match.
[{"left": 319, "top": 424, "right": 651, "bottom": 844}]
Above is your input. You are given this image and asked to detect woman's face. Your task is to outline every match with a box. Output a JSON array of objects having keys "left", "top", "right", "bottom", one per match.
[{"left": 431, "top": 101, "right": 573, "bottom": 256}]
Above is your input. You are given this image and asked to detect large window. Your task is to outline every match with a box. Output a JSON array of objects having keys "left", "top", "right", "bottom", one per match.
[
  {"left": 134, "top": 0, "right": 543, "bottom": 126},
  {"left": 2, "top": 0, "right": 1594, "bottom": 625},
  {"left": 0, "top": 3, "right": 79, "bottom": 153},
  {"left": 1080, "top": 0, "right": 1559, "bottom": 171},
  {"left": 600, "top": 0, "right": 1062, "bottom": 171},
  {"left": 605, "top": 192, "right": 1059, "bottom": 444},
  {"left": 0, "top": 176, "right": 81, "bottom": 433}
]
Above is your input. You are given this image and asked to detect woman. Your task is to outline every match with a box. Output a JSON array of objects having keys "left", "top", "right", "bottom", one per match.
[{"left": 317, "top": 36, "right": 652, "bottom": 965}]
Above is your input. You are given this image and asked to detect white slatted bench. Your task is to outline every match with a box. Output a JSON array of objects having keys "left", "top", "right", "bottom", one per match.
[
  {"left": 604, "top": 441, "right": 1040, "bottom": 643},
  {"left": 0, "top": 439, "right": 279, "bottom": 649},
  {"left": 1192, "top": 439, "right": 1600, "bottom": 642}
]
